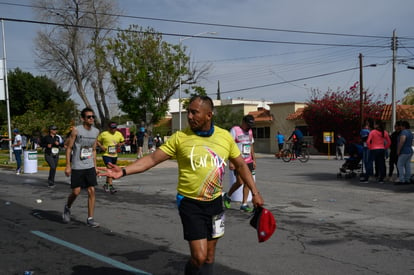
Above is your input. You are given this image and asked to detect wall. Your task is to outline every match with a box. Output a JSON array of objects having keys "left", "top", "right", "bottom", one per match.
[{"left": 268, "top": 102, "right": 306, "bottom": 153}]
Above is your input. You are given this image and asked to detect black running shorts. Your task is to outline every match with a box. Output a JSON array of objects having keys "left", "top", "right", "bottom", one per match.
[
  {"left": 178, "top": 195, "right": 223, "bottom": 241},
  {"left": 70, "top": 167, "right": 98, "bottom": 189}
]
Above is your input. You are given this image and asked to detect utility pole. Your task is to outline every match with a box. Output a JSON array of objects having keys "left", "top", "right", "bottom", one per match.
[
  {"left": 217, "top": 80, "right": 221, "bottom": 100},
  {"left": 1, "top": 19, "right": 12, "bottom": 162},
  {"left": 391, "top": 30, "right": 397, "bottom": 129},
  {"left": 359, "top": 53, "right": 364, "bottom": 128}
]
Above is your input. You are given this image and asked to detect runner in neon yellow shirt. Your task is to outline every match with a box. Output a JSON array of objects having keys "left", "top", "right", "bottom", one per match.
[
  {"left": 97, "top": 122, "right": 125, "bottom": 194},
  {"left": 98, "top": 96, "right": 264, "bottom": 274}
]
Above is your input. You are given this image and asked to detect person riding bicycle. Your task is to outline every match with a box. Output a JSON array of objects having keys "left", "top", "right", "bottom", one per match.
[{"left": 288, "top": 127, "right": 304, "bottom": 157}]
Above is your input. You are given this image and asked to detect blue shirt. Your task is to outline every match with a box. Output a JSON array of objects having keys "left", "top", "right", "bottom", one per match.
[
  {"left": 398, "top": 129, "right": 413, "bottom": 155},
  {"left": 277, "top": 134, "right": 285, "bottom": 144}
]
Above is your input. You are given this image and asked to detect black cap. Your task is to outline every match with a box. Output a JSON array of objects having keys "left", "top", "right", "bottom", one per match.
[
  {"left": 109, "top": 122, "right": 118, "bottom": 129},
  {"left": 243, "top": 115, "right": 255, "bottom": 127},
  {"left": 49, "top": 125, "right": 57, "bottom": 130}
]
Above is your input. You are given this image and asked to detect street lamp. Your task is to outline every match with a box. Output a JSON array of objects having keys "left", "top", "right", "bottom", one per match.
[{"left": 178, "top": 31, "right": 217, "bottom": 130}]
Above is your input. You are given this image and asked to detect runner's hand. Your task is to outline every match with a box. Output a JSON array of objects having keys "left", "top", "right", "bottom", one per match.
[{"left": 97, "top": 163, "right": 123, "bottom": 179}]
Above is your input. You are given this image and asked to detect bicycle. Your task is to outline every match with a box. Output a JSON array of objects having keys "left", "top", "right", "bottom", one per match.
[{"left": 280, "top": 142, "right": 310, "bottom": 163}]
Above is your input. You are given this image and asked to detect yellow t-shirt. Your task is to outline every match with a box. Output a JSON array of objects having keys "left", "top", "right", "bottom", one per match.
[
  {"left": 97, "top": 130, "right": 125, "bottom": 157},
  {"left": 160, "top": 126, "right": 241, "bottom": 201}
]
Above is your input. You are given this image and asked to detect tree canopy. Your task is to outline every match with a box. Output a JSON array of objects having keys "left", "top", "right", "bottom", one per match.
[
  {"left": 6, "top": 68, "right": 71, "bottom": 116},
  {"left": 303, "top": 82, "right": 387, "bottom": 152},
  {"left": 402, "top": 87, "right": 414, "bottom": 105},
  {"left": 106, "top": 25, "right": 210, "bottom": 128},
  {"left": 0, "top": 68, "right": 78, "bottom": 137}
]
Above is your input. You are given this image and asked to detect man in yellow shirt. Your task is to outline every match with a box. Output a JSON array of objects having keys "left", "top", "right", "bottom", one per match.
[
  {"left": 99, "top": 96, "right": 264, "bottom": 274},
  {"left": 97, "top": 122, "right": 125, "bottom": 194}
]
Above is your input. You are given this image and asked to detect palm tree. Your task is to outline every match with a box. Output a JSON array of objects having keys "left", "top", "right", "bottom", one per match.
[{"left": 402, "top": 87, "right": 414, "bottom": 105}]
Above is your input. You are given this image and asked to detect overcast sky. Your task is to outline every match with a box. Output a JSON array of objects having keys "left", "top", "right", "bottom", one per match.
[{"left": 1, "top": 0, "right": 413, "bottom": 106}]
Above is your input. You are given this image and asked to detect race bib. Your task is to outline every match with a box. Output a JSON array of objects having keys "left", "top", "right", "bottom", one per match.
[
  {"left": 51, "top": 147, "right": 59, "bottom": 155},
  {"left": 80, "top": 146, "right": 93, "bottom": 160},
  {"left": 242, "top": 144, "right": 251, "bottom": 155},
  {"left": 108, "top": 146, "right": 117, "bottom": 154},
  {"left": 212, "top": 212, "right": 225, "bottom": 238}
]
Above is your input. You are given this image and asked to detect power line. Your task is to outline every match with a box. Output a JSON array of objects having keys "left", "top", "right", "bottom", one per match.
[
  {"left": 1, "top": 1, "right": 412, "bottom": 40},
  {"left": 212, "top": 64, "right": 383, "bottom": 95},
  {"left": 0, "top": 16, "right": 402, "bottom": 49}
]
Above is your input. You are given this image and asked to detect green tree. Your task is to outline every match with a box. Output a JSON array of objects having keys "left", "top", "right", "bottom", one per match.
[
  {"left": 401, "top": 87, "right": 414, "bottom": 105},
  {"left": 303, "top": 83, "right": 387, "bottom": 153},
  {"left": 214, "top": 106, "right": 244, "bottom": 130},
  {"left": 12, "top": 100, "right": 75, "bottom": 136},
  {"left": 1, "top": 69, "right": 78, "bottom": 137},
  {"left": 6, "top": 68, "right": 71, "bottom": 116},
  {"left": 106, "top": 25, "right": 210, "bottom": 128}
]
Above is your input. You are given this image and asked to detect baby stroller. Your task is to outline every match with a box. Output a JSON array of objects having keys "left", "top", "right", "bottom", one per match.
[{"left": 337, "top": 143, "right": 363, "bottom": 179}]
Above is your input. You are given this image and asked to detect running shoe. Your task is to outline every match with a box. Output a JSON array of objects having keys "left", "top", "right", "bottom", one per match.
[
  {"left": 223, "top": 193, "right": 231, "bottom": 209},
  {"left": 109, "top": 186, "right": 117, "bottom": 194},
  {"left": 103, "top": 184, "right": 109, "bottom": 193},
  {"left": 240, "top": 204, "right": 253, "bottom": 213},
  {"left": 87, "top": 217, "right": 100, "bottom": 228},
  {"left": 62, "top": 205, "right": 71, "bottom": 223}
]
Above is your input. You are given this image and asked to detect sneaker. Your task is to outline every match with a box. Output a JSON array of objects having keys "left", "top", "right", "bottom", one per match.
[
  {"left": 62, "top": 205, "right": 71, "bottom": 223},
  {"left": 109, "top": 186, "right": 117, "bottom": 194},
  {"left": 103, "top": 184, "right": 109, "bottom": 193},
  {"left": 378, "top": 179, "right": 384, "bottom": 184},
  {"left": 240, "top": 204, "right": 253, "bottom": 213},
  {"left": 87, "top": 217, "right": 99, "bottom": 228},
  {"left": 359, "top": 178, "right": 368, "bottom": 183},
  {"left": 16, "top": 168, "right": 21, "bottom": 175},
  {"left": 223, "top": 193, "right": 231, "bottom": 209}
]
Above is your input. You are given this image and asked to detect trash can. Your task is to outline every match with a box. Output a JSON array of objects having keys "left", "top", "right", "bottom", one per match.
[
  {"left": 24, "top": 150, "right": 38, "bottom": 174},
  {"left": 228, "top": 170, "right": 253, "bottom": 202}
]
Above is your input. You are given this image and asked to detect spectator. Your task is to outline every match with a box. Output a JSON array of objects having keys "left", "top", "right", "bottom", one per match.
[
  {"left": 388, "top": 121, "right": 402, "bottom": 181},
  {"left": 335, "top": 134, "right": 346, "bottom": 160},
  {"left": 395, "top": 120, "right": 413, "bottom": 185},
  {"left": 276, "top": 131, "right": 285, "bottom": 155},
  {"left": 1, "top": 128, "right": 22, "bottom": 174},
  {"left": 361, "top": 120, "right": 390, "bottom": 184},
  {"left": 147, "top": 131, "right": 155, "bottom": 153},
  {"left": 134, "top": 122, "right": 146, "bottom": 159},
  {"left": 154, "top": 133, "right": 163, "bottom": 148},
  {"left": 359, "top": 121, "right": 371, "bottom": 178}
]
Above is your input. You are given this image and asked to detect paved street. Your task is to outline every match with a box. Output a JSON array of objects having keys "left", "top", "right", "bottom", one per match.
[{"left": 0, "top": 155, "right": 414, "bottom": 274}]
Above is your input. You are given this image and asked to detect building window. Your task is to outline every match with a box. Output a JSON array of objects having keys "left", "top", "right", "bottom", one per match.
[{"left": 252, "top": 127, "right": 270, "bottom": 138}]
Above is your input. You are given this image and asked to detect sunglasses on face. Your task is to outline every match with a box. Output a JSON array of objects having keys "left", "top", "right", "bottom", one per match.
[{"left": 86, "top": 115, "right": 95, "bottom": 119}]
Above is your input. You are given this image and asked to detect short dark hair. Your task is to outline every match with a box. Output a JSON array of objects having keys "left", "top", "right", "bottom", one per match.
[
  {"left": 243, "top": 115, "right": 255, "bottom": 127},
  {"left": 189, "top": 95, "right": 214, "bottom": 111},
  {"left": 81, "top": 107, "right": 94, "bottom": 118},
  {"left": 401, "top": 120, "right": 410, "bottom": 129}
]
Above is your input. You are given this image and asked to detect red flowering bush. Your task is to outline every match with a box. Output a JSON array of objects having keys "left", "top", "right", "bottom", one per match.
[{"left": 303, "top": 82, "right": 387, "bottom": 153}]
